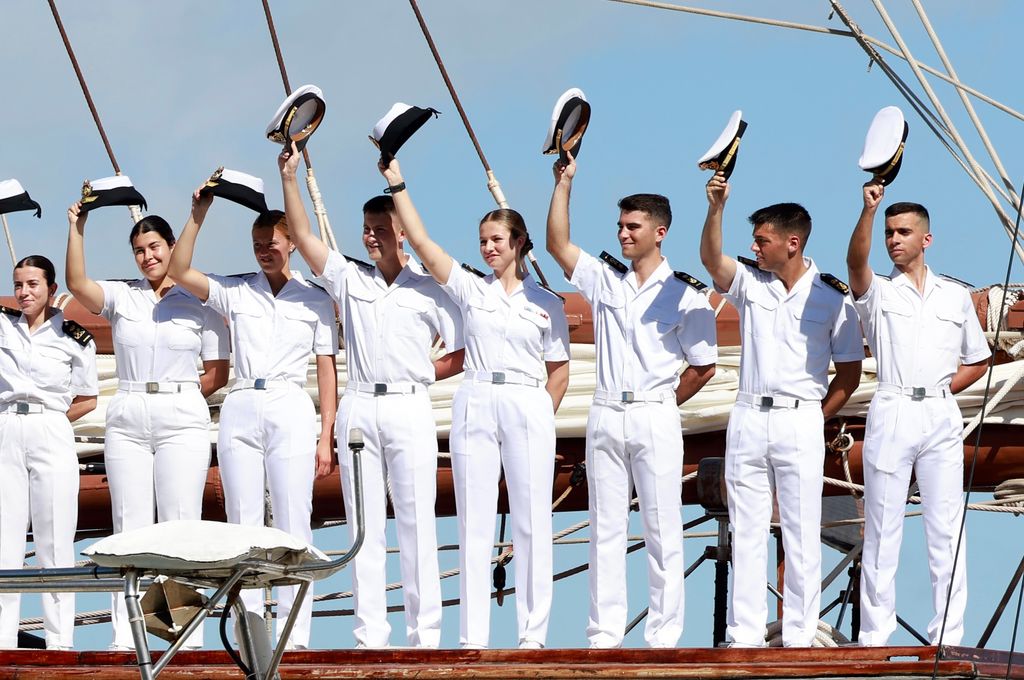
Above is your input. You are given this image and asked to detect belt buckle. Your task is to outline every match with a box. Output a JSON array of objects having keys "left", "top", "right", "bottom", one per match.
[
  {"left": 911, "top": 387, "right": 926, "bottom": 400},
  {"left": 492, "top": 372, "right": 506, "bottom": 385},
  {"left": 254, "top": 378, "right": 267, "bottom": 390},
  {"left": 621, "top": 391, "right": 634, "bottom": 404},
  {"left": 145, "top": 381, "right": 160, "bottom": 394},
  {"left": 759, "top": 396, "right": 774, "bottom": 408},
  {"left": 374, "top": 383, "right": 388, "bottom": 395},
  {"left": 16, "top": 402, "right": 30, "bottom": 415}
]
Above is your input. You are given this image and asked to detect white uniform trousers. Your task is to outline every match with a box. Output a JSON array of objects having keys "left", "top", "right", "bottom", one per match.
[
  {"left": 0, "top": 411, "right": 79, "bottom": 649},
  {"left": 450, "top": 381, "right": 555, "bottom": 649},
  {"left": 585, "top": 398, "right": 685, "bottom": 649},
  {"left": 337, "top": 388, "right": 441, "bottom": 648},
  {"left": 218, "top": 386, "right": 317, "bottom": 649},
  {"left": 105, "top": 390, "right": 212, "bottom": 649},
  {"left": 725, "top": 402, "right": 825, "bottom": 647},
  {"left": 859, "top": 391, "right": 967, "bottom": 646}
]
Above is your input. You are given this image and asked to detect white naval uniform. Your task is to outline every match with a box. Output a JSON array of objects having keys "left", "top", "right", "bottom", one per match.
[
  {"left": 320, "top": 250, "right": 462, "bottom": 649},
  {"left": 206, "top": 271, "right": 337, "bottom": 649},
  {"left": 571, "top": 251, "right": 718, "bottom": 648},
  {"left": 98, "top": 280, "right": 229, "bottom": 649},
  {"left": 442, "top": 262, "right": 569, "bottom": 649},
  {"left": 853, "top": 267, "right": 989, "bottom": 646},
  {"left": 721, "top": 258, "right": 863, "bottom": 647},
  {"left": 0, "top": 307, "right": 97, "bottom": 649}
]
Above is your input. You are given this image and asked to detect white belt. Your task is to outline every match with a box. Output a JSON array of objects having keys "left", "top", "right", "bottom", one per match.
[
  {"left": 594, "top": 389, "right": 673, "bottom": 405},
  {"left": 345, "top": 381, "right": 422, "bottom": 396},
  {"left": 877, "top": 383, "right": 950, "bottom": 400},
  {"left": 465, "top": 370, "right": 541, "bottom": 388},
  {"left": 736, "top": 392, "right": 818, "bottom": 409},
  {"left": 118, "top": 380, "right": 200, "bottom": 394},
  {"left": 230, "top": 378, "right": 294, "bottom": 392},
  {"left": 0, "top": 402, "right": 46, "bottom": 415}
]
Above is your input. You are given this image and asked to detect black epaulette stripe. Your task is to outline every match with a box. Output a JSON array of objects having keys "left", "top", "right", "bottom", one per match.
[
  {"left": 875, "top": 272, "right": 891, "bottom": 281},
  {"left": 536, "top": 281, "right": 566, "bottom": 303},
  {"left": 819, "top": 273, "right": 851, "bottom": 295},
  {"left": 599, "top": 250, "right": 628, "bottom": 275},
  {"left": 674, "top": 270, "right": 707, "bottom": 291},
  {"left": 344, "top": 255, "right": 375, "bottom": 271},
  {"left": 939, "top": 273, "right": 973, "bottom": 289},
  {"left": 461, "top": 262, "right": 486, "bottom": 278},
  {"left": 228, "top": 272, "right": 259, "bottom": 279},
  {"left": 737, "top": 255, "right": 760, "bottom": 270},
  {"left": 306, "top": 280, "right": 328, "bottom": 294},
  {"left": 1, "top": 305, "right": 21, "bottom": 317},
  {"left": 62, "top": 319, "right": 94, "bottom": 347}
]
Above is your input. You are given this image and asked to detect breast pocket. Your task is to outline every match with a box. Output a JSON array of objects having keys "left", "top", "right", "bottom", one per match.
[
  {"left": 167, "top": 316, "right": 203, "bottom": 351},
  {"left": 230, "top": 305, "right": 267, "bottom": 346},
  {"left": 931, "top": 307, "right": 966, "bottom": 354},
  {"left": 393, "top": 296, "right": 432, "bottom": 338},
  {"left": 880, "top": 299, "right": 915, "bottom": 345},
  {"left": 281, "top": 306, "right": 318, "bottom": 351},
  {"left": 112, "top": 307, "right": 149, "bottom": 348},
  {"left": 32, "top": 346, "right": 72, "bottom": 389},
  {"left": 745, "top": 290, "right": 778, "bottom": 339},
  {"left": 466, "top": 296, "right": 500, "bottom": 339}
]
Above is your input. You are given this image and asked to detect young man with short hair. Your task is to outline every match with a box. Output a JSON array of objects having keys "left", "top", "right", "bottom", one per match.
[
  {"left": 700, "top": 171, "right": 863, "bottom": 647},
  {"left": 547, "top": 154, "right": 717, "bottom": 648},
  {"left": 846, "top": 183, "right": 989, "bottom": 646}
]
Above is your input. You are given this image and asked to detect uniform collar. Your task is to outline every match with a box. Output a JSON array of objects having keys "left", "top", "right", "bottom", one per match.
[
  {"left": 17, "top": 308, "right": 63, "bottom": 337},
  {"left": 627, "top": 257, "right": 671, "bottom": 293},
  {"left": 774, "top": 257, "right": 817, "bottom": 298},
  {"left": 888, "top": 264, "right": 935, "bottom": 298},
  {"left": 254, "top": 270, "right": 303, "bottom": 293}
]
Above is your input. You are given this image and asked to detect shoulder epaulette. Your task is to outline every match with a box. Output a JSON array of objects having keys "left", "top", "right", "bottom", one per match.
[
  {"left": 674, "top": 270, "right": 707, "bottom": 291},
  {"left": 599, "top": 250, "right": 628, "bottom": 275},
  {"left": 306, "top": 279, "right": 328, "bottom": 294},
  {"left": 102, "top": 278, "right": 138, "bottom": 284},
  {"left": 940, "top": 273, "right": 973, "bottom": 289},
  {"left": 344, "top": 255, "right": 375, "bottom": 272},
  {"left": 1, "top": 305, "right": 20, "bottom": 318},
  {"left": 875, "top": 272, "right": 891, "bottom": 281},
  {"left": 461, "top": 262, "right": 486, "bottom": 278},
  {"left": 535, "top": 280, "right": 566, "bottom": 303},
  {"left": 62, "top": 319, "right": 93, "bottom": 347},
  {"left": 737, "top": 255, "right": 760, "bottom": 270},
  {"left": 228, "top": 272, "right": 258, "bottom": 279},
  {"left": 819, "top": 273, "right": 850, "bottom": 295}
]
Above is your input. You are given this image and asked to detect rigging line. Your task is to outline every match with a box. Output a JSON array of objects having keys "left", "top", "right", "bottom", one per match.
[
  {"left": 828, "top": 1, "right": 1024, "bottom": 262},
  {"left": 1005, "top": 574, "right": 1024, "bottom": 680},
  {"left": 406, "top": 0, "right": 550, "bottom": 288},
  {"left": 910, "top": 0, "right": 1020, "bottom": 204},
  {"left": 605, "top": 0, "right": 1024, "bottom": 123},
  {"left": 46, "top": 0, "right": 120, "bottom": 174},
  {"left": 867, "top": 0, "right": 1024, "bottom": 264},
  {"left": 935, "top": 175, "right": 1024, "bottom": 677},
  {"left": 261, "top": 0, "right": 310, "bottom": 171}
]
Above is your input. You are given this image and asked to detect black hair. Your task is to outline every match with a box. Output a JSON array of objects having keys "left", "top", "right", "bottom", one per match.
[
  {"left": 617, "top": 193, "right": 672, "bottom": 229},
  {"left": 252, "top": 209, "right": 289, "bottom": 238},
  {"left": 14, "top": 255, "right": 57, "bottom": 288},
  {"left": 128, "top": 215, "right": 176, "bottom": 248},
  {"left": 748, "top": 202, "right": 812, "bottom": 245},
  {"left": 885, "top": 202, "right": 930, "bottom": 231},
  {"left": 363, "top": 195, "right": 396, "bottom": 215}
]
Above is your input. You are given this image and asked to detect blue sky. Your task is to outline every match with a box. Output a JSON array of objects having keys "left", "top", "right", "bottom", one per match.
[{"left": 3, "top": 0, "right": 1023, "bottom": 652}]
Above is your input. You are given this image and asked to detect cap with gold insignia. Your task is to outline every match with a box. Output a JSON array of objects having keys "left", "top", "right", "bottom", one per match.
[
  {"left": 698, "top": 110, "right": 748, "bottom": 180},
  {"left": 266, "top": 84, "right": 326, "bottom": 152},
  {"left": 79, "top": 176, "right": 147, "bottom": 214},
  {"left": 0, "top": 179, "right": 41, "bottom": 218},
  {"left": 369, "top": 103, "right": 440, "bottom": 164},
  {"left": 200, "top": 168, "right": 268, "bottom": 214},
  {"left": 858, "top": 106, "right": 908, "bottom": 186},
  {"left": 541, "top": 87, "right": 591, "bottom": 164}
]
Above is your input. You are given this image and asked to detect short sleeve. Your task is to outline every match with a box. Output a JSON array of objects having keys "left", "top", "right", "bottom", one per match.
[
  {"left": 321, "top": 249, "right": 350, "bottom": 302},
  {"left": 70, "top": 338, "right": 98, "bottom": 397},
  {"left": 568, "top": 250, "right": 605, "bottom": 307},
  {"left": 311, "top": 292, "right": 339, "bottom": 356},
  {"left": 960, "top": 290, "right": 991, "bottom": 365},
  {"left": 199, "top": 306, "right": 230, "bottom": 362},
  {"left": 97, "top": 280, "right": 129, "bottom": 321},
  {"left": 678, "top": 293, "right": 718, "bottom": 367},
  {"left": 543, "top": 303, "right": 571, "bottom": 362},
  {"left": 720, "top": 261, "right": 752, "bottom": 306},
  {"left": 831, "top": 297, "right": 866, "bottom": 363},
  {"left": 204, "top": 274, "right": 234, "bottom": 317},
  {"left": 434, "top": 287, "right": 464, "bottom": 351},
  {"left": 440, "top": 261, "right": 476, "bottom": 308}
]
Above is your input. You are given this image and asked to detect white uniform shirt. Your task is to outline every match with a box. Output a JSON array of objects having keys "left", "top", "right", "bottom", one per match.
[
  {"left": 206, "top": 271, "right": 337, "bottom": 387},
  {"left": 570, "top": 251, "right": 718, "bottom": 393},
  {"left": 320, "top": 249, "right": 462, "bottom": 386},
  {"left": 98, "top": 280, "right": 229, "bottom": 383},
  {"left": 722, "top": 258, "right": 864, "bottom": 401},
  {"left": 442, "top": 263, "right": 569, "bottom": 382},
  {"left": 0, "top": 308, "right": 98, "bottom": 411},
  {"left": 854, "top": 266, "right": 990, "bottom": 388}
]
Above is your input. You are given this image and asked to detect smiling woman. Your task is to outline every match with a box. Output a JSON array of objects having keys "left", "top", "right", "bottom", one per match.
[{"left": 0, "top": 255, "right": 98, "bottom": 650}]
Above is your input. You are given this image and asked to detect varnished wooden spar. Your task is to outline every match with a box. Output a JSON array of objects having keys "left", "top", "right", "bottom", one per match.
[{"left": 0, "top": 645, "right": 1020, "bottom": 679}]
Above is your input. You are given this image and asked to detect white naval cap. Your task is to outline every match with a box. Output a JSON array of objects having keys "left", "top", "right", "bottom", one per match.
[
  {"left": 541, "top": 87, "right": 591, "bottom": 163},
  {"left": 697, "top": 110, "right": 748, "bottom": 180},
  {"left": 265, "top": 84, "right": 326, "bottom": 152},
  {"left": 0, "top": 179, "right": 42, "bottom": 218},
  {"left": 858, "top": 106, "right": 908, "bottom": 186},
  {"left": 369, "top": 102, "right": 440, "bottom": 163},
  {"left": 200, "top": 167, "right": 268, "bottom": 214},
  {"left": 79, "top": 175, "right": 147, "bottom": 213}
]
